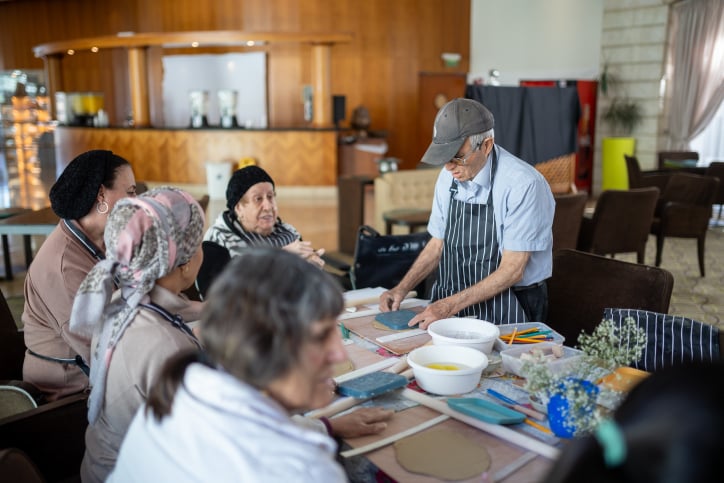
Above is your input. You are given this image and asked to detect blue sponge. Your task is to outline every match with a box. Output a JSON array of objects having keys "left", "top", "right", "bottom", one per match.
[{"left": 375, "top": 309, "right": 417, "bottom": 330}]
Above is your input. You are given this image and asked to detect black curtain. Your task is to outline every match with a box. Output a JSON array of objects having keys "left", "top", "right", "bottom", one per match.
[{"left": 465, "top": 85, "right": 580, "bottom": 166}]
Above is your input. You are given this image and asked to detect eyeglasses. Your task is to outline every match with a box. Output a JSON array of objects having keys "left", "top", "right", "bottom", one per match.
[{"left": 449, "top": 143, "right": 482, "bottom": 166}]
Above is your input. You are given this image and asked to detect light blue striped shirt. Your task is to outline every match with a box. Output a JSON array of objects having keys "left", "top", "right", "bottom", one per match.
[{"left": 427, "top": 145, "right": 555, "bottom": 286}]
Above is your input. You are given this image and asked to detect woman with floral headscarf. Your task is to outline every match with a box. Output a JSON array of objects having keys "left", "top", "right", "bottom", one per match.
[{"left": 69, "top": 187, "right": 205, "bottom": 483}]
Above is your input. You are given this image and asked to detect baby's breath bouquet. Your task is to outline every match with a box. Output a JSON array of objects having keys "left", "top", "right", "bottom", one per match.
[{"left": 520, "top": 317, "right": 647, "bottom": 437}]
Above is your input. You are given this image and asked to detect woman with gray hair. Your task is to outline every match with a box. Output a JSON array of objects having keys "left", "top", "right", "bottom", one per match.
[
  {"left": 109, "top": 248, "right": 358, "bottom": 481},
  {"left": 69, "top": 187, "right": 206, "bottom": 483}
]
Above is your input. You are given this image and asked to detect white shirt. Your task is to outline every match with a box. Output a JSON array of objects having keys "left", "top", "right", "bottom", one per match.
[{"left": 109, "top": 363, "right": 347, "bottom": 483}]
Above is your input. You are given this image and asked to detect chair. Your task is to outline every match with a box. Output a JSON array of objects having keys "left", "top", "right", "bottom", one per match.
[
  {"left": 373, "top": 168, "right": 438, "bottom": 234},
  {"left": 704, "top": 161, "right": 724, "bottom": 220},
  {"left": 603, "top": 308, "right": 720, "bottom": 372},
  {"left": 577, "top": 187, "right": 659, "bottom": 263},
  {"left": 195, "top": 241, "right": 232, "bottom": 299},
  {"left": 0, "top": 386, "right": 37, "bottom": 419},
  {"left": 0, "top": 288, "right": 26, "bottom": 381},
  {"left": 624, "top": 155, "right": 670, "bottom": 192},
  {"left": 534, "top": 153, "right": 577, "bottom": 195},
  {"left": 546, "top": 249, "right": 674, "bottom": 345},
  {"left": 657, "top": 150, "right": 699, "bottom": 170},
  {"left": 0, "top": 393, "right": 88, "bottom": 483},
  {"left": 650, "top": 172, "right": 719, "bottom": 277},
  {"left": 0, "top": 448, "right": 45, "bottom": 483},
  {"left": 551, "top": 192, "right": 588, "bottom": 251}
]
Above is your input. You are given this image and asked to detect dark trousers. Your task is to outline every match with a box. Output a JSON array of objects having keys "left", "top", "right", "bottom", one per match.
[{"left": 513, "top": 280, "right": 548, "bottom": 322}]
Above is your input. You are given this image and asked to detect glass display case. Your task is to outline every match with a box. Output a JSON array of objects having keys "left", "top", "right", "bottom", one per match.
[{"left": 0, "top": 70, "right": 56, "bottom": 208}]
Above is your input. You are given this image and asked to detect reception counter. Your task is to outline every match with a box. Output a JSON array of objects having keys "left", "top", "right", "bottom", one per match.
[{"left": 55, "top": 126, "right": 338, "bottom": 186}]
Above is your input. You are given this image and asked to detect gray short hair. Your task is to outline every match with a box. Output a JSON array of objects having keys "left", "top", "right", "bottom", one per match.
[
  {"left": 200, "top": 247, "right": 344, "bottom": 389},
  {"left": 468, "top": 128, "right": 494, "bottom": 150}
]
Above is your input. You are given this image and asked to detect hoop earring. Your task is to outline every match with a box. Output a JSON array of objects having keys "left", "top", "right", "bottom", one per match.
[{"left": 97, "top": 200, "right": 109, "bottom": 214}]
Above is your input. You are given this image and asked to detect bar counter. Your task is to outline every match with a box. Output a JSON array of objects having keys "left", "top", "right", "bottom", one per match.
[{"left": 55, "top": 125, "right": 338, "bottom": 186}]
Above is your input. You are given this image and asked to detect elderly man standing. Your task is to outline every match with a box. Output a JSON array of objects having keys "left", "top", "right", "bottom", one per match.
[{"left": 380, "top": 98, "right": 554, "bottom": 328}]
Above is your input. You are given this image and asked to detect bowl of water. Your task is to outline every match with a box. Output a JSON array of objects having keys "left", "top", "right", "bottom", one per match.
[
  {"left": 427, "top": 317, "right": 500, "bottom": 355},
  {"left": 408, "top": 345, "right": 488, "bottom": 395}
]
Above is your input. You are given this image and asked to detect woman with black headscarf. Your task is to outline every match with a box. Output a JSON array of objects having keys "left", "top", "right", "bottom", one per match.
[{"left": 22, "top": 150, "right": 138, "bottom": 401}]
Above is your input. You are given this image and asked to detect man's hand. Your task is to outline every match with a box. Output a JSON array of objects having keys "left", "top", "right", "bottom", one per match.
[
  {"left": 329, "top": 407, "right": 394, "bottom": 438},
  {"left": 408, "top": 298, "right": 454, "bottom": 329},
  {"left": 379, "top": 287, "right": 408, "bottom": 312}
]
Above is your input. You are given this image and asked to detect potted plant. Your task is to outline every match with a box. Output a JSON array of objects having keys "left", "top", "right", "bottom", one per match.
[
  {"left": 520, "top": 317, "right": 647, "bottom": 438},
  {"left": 599, "top": 63, "right": 644, "bottom": 190},
  {"left": 602, "top": 98, "right": 643, "bottom": 137}
]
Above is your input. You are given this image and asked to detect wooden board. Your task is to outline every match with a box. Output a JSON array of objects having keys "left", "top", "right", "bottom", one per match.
[{"left": 342, "top": 306, "right": 431, "bottom": 355}]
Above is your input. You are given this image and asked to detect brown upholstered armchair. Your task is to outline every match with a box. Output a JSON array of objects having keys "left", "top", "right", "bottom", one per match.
[
  {"left": 650, "top": 172, "right": 719, "bottom": 277},
  {"left": 546, "top": 249, "right": 674, "bottom": 345},
  {"left": 552, "top": 192, "right": 588, "bottom": 251},
  {"left": 577, "top": 187, "right": 659, "bottom": 263},
  {"left": 624, "top": 155, "right": 670, "bottom": 192}
]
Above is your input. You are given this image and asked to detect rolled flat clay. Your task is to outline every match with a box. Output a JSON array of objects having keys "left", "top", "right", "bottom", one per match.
[{"left": 394, "top": 428, "right": 491, "bottom": 480}]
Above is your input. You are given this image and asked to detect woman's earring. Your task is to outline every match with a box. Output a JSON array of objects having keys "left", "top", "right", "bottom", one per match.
[{"left": 97, "top": 200, "right": 109, "bottom": 214}]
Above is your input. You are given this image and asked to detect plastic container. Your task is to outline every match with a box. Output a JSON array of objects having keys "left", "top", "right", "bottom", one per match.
[
  {"left": 500, "top": 342, "right": 583, "bottom": 377},
  {"left": 408, "top": 345, "right": 488, "bottom": 396},
  {"left": 494, "top": 322, "right": 565, "bottom": 352},
  {"left": 427, "top": 318, "right": 500, "bottom": 355}
]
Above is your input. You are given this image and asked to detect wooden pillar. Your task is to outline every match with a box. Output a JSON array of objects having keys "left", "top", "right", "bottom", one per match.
[
  {"left": 311, "top": 43, "right": 333, "bottom": 127},
  {"left": 44, "top": 54, "right": 63, "bottom": 120},
  {"left": 127, "top": 47, "right": 150, "bottom": 127}
]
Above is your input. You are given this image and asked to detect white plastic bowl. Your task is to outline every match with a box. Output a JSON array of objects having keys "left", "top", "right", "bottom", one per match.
[
  {"left": 427, "top": 318, "right": 500, "bottom": 355},
  {"left": 408, "top": 345, "right": 488, "bottom": 395}
]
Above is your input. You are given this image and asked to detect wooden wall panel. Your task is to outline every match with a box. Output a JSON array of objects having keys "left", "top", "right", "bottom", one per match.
[
  {"left": 54, "top": 127, "right": 337, "bottom": 186},
  {"left": 1, "top": 0, "right": 470, "bottom": 171}
]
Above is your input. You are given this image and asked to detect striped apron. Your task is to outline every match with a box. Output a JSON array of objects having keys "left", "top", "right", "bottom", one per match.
[{"left": 430, "top": 148, "right": 527, "bottom": 325}]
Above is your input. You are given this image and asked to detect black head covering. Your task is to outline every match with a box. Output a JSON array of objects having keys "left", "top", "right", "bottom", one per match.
[
  {"left": 49, "top": 150, "right": 130, "bottom": 219},
  {"left": 225, "top": 165, "right": 275, "bottom": 212}
]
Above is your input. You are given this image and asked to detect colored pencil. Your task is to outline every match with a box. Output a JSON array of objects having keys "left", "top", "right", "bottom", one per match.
[{"left": 524, "top": 418, "right": 553, "bottom": 435}]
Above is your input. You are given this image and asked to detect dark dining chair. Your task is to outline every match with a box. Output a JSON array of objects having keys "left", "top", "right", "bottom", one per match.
[
  {"left": 624, "top": 154, "right": 670, "bottom": 192},
  {"left": 650, "top": 172, "right": 719, "bottom": 277},
  {"left": 657, "top": 150, "right": 699, "bottom": 170},
  {"left": 704, "top": 161, "right": 724, "bottom": 220},
  {"left": 552, "top": 192, "right": 588, "bottom": 252},
  {"left": 0, "top": 393, "right": 88, "bottom": 483},
  {"left": 577, "top": 187, "right": 659, "bottom": 263},
  {"left": 0, "top": 288, "right": 25, "bottom": 382},
  {"left": 546, "top": 249, "right": 674, "bottom": 346}
]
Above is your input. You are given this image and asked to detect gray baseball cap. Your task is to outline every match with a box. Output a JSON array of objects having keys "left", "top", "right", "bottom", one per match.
[{"left": 420, "top": 98, "right": 495, "bottom": 165}]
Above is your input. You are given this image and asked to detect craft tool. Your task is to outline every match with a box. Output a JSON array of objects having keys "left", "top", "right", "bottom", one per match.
[
  {"left": 486, "top": 389, "right": 546, "bottom": 421},
  {"left": 333, "top": 357, "right": 400, "bottom": 384},
  {"left": 376, "top": 328, "right": 427, "bottom": 343},
  {"left": 340, "top": 415, "right": 450, "bottom": 458},
  {"left": 493, "top": 451, "right": 537, "bottom": 482},
  {"left": 523, "top": 418, "right": 553, "bottom": 435},
  {"left": 336, "top": 371, "right": 408, "bottom": 398},
  {"left": 508, "top": 327, "right": 517, "bottom": 346}
]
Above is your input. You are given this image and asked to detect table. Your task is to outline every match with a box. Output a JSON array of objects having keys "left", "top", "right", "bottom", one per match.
[
  {"left": 0, "top": 207, "right": 59, "bottom": 278},
  {"left": 332, "top": 302, "right": 557, "bottom": 482}
]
